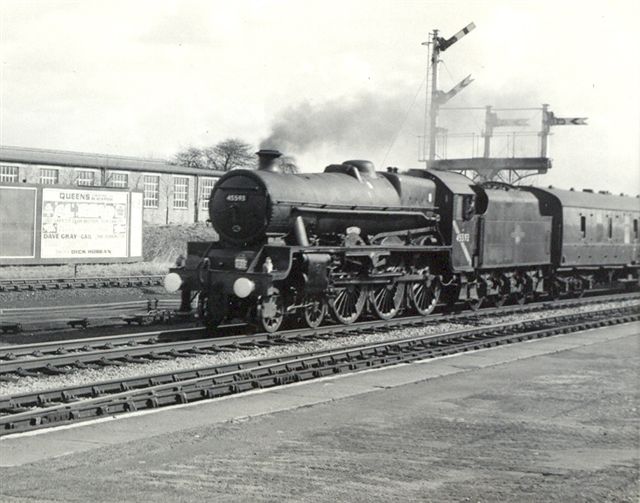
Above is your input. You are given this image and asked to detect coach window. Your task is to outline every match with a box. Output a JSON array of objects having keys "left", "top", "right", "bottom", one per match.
[
  {"left": 173, "top": 176, "right": 189, "bottom": 209},
  {"left": 143, "top": 175, "right": 160, "bottom": 208},
  {"left": 607, "top": 216, "right": 613, "bottom": 239},
  {"left": 0, "top": 165, "right": 19, "bottom": 182},
  {"left": 40, "top": 168, "right": 59, "bottom": 185},
  {"left": 634, "top": 219, "right": 638, "bottom": 240},
  {"left": 580, "top": 215, "right": 587, "bottom": 239}
]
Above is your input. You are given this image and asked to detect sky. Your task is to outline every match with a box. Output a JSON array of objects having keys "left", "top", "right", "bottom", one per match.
[{"left": 0, "top": 0, "right": 638, "bottom": 194}]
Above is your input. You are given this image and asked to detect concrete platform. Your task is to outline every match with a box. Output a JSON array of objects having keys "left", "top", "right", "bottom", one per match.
[{"left": 0, "top": 322, "right": 638, "bottom": 501}]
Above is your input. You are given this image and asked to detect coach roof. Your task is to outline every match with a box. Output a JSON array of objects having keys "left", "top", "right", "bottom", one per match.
[{"left": 534, "top": 186, "right": 640, "bottom": 212}]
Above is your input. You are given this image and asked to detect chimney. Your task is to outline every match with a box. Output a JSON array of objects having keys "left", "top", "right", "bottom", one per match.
[{"left": 256, "top": 149, "right": 282, "bottom": 172}]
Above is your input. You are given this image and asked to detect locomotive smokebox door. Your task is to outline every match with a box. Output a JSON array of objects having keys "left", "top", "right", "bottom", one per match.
[{"left": 209, "top": 172, "right": 269, "bottom": 245}]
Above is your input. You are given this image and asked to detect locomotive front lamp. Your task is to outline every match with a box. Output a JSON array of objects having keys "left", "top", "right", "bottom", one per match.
[
  {"left": 233, "top": 277, "right": 255, "bottom": 298},
  {"left": 163, "top": 272, "right": 183, "bottom": 293}
]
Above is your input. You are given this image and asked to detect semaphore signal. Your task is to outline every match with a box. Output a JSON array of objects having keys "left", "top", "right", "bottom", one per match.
[
  {"left": 436, "top": 22, "right": 476, "bottom": 52},
  {"left": 424, "top": 22, "right": 476, "bottom": 163},
  {"left": 437, "top": 75, "right": 474, "bottom": 105},
  {"left": 544, "top": 110, "right": 588, "bottom": 126},
  {"left": 422, "top": 24, "right": 589, "bottom": 184}
]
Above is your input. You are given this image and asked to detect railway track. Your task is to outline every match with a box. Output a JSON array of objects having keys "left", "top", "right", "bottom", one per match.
[
  {"left": 0, "top": 275, "right": 164, "bottom": 292},
  {"left": 0, "top": 302, "right": 637, "bottom": 436},
  {"left": 0, "top": 299, "right": 180, "bottom": 332},
  {"left": 1, "top": 292, "right": 638, "bottom": 377}
]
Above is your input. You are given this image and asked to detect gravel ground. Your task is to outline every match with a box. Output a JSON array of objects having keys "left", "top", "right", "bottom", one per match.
[
  {"left": 1, "top": 298, "right": 637, "bottom": 397},
  {"left": 0, "top": 326, "right": 637, "bottom": 502}
]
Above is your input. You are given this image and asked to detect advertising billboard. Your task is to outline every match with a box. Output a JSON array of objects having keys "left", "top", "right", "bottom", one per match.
[
  {"left": 40, "top": 188, "right": 129, "bottom": 259},
  {"left": 0, "top": 186, "right": 37, "bottom": 259},
  {"left": 0, "top": 184, "right": 143, "bottom": 265}
]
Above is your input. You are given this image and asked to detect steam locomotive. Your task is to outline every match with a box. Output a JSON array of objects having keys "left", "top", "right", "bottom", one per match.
[{"left": 164, "top": 149, "right": 640, "bottom": 333}]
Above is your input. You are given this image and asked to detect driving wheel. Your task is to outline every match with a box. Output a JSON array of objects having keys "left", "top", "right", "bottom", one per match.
[
  {"left": 370, "top": 282, "right": 404, "bottom": 320},
  {"left": 408, "top": 276, "right": 441, "bottom": 316},
  {"left": 329, "top": 284, "right": 367, "bottom": 324}
]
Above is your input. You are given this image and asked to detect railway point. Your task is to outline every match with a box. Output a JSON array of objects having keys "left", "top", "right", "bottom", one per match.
[{"left": 1, "top": 322, "right": 637, "bottom": 501}]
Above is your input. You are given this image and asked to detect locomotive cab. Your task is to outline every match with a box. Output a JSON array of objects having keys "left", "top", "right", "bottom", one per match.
[{"left": 408, "top": 168, "right": 479, "bottom": 271}]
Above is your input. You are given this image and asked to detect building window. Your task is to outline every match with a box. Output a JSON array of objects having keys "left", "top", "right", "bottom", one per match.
[
  {"left": 76, "top": 170, "right": 95, "bottom": 186},
  {"left": 143, "top": 175, "right": 159, "bottom": 208},
  {"left": 173, "top": 176, "right": 189, "bottom": 209},
  {"left": 199, "top": 177, "right": 218, "bottom": 209},
  {"left": 40, "top": 168, "right": 59, "bottom": 185},
  {"left": 108, "top": 172, "right": 129, "bottom": 188},
  {"left": 0, "top": 165, "right": 19, "bottom": 182}
]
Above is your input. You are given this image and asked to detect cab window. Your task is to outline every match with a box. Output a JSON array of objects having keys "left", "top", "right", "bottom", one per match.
[
  {"left": 455, "top": 195, "right": 475, "bottom": 221},
  {"left": 463, "top": 196, "right": 475, "bottom": 221}
]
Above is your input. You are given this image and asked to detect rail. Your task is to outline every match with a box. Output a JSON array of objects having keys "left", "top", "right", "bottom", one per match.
[
  {"left": 0, "top": 275, "right": 165, "bottom": 292},
  {"left": 1, "top": 303, "right": 637, "bottom": 435},
  {"left": 1, "top": 292, "right": 637, "bottom": 376}
]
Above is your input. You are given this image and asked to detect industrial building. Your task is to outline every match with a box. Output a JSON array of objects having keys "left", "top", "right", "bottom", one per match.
[{"left": 0, "top": 146, "right": 225, "bottom": 225}]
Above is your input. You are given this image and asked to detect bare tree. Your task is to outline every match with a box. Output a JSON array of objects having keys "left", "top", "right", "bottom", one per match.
[
  {"left": 173, "top": 147, "right": 206, "bottom": 169},
  {"left": 275, "top": 155, "right": 300, "bottom": 174},
  {"left": 174, "top": 139, "right": 255, "bottom": 172},
  {"left": 205, "top": 138, "right": 255, "bottom": 171}
]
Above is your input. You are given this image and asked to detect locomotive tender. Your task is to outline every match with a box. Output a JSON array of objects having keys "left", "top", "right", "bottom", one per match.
[{"left": 164, "top": 149, "right": 639, "bottom": 333}]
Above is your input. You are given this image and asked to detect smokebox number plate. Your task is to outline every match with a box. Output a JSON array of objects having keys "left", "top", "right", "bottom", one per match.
[{"left": 226, "top": 194, "right": 247, "bottom": 202}]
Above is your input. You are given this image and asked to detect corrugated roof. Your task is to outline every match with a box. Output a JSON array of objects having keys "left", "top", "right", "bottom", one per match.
[{"left": 0, "top": 145, "right": 225, "bottom": 177}]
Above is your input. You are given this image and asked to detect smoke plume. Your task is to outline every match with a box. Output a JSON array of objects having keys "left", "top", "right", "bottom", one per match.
[
  {"left": 260, "top": 84, "right": 545, "bottom": 166},
  {"left": 260, "top": 93, "right": 412, "bottom": 153}
]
